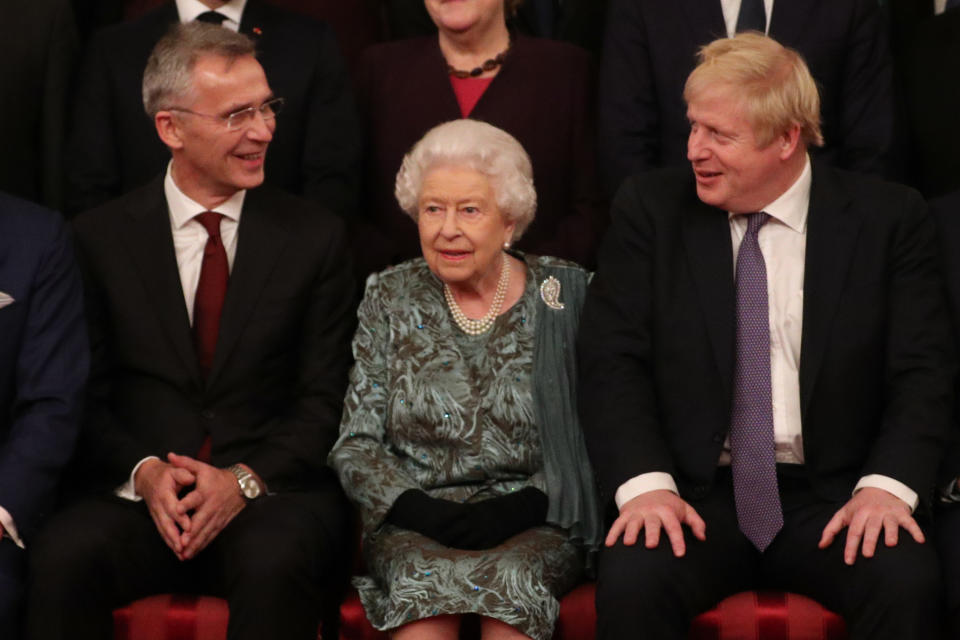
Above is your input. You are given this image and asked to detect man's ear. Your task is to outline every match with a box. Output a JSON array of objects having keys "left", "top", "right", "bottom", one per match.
[
  {"left": 155, "top": 111, "right": 185, "bottom": 150},
  {"left": 778, "top": 123, "right": 803, "bottom": 161}
]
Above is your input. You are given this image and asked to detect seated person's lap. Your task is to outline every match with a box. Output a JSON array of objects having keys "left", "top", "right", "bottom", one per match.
[
  {"left": 30, "top": 489, "right": 346, "bottom": 604},
  {"left": 598, "top": 475, "right": 940, "bottom": 634}
]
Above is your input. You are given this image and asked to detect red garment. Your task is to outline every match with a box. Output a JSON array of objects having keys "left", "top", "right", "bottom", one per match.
[
  {"left": 192, "top": 211, "right": 228, "bottom": 377},
  {"left": 449, "top": 75, "right": 494, "bottom": 117},
  {"left": 192, "top": 211, "right": 228, "bottom": 462}
]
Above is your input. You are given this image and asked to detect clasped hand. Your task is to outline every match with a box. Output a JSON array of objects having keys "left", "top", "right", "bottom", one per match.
[
  {"left": 134, "top": 452, "right": 246, "bottom": 560},
  {"left": 387, "top": 487, "right": 549, "bottom": 550}
]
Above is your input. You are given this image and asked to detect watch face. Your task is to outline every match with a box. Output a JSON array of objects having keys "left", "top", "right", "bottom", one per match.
[{"left": 241, "top": 476, "right": 261, "bottom": 499}]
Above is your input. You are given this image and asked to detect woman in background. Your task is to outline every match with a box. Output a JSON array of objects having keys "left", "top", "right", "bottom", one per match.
[{"left": 351, "top": 0, "right": 605, "bottom": 280}]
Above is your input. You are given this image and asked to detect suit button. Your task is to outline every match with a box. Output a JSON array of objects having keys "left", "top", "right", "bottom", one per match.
[
  {"left": 690, "top": 485, "right": 707, "bottom": 499},
  {"left": 201, "top": 410, "right": 216, "bottom": 420},
  {"left": 712, "top": 433, "right": 724, "bottom": 443}
]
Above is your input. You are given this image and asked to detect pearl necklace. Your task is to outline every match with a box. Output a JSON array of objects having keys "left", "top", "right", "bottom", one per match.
[{"left": 444, "top": 254, "right": 511, "bottom": 336}]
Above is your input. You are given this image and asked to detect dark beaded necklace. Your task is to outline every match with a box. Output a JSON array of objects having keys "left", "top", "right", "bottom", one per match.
[{"left": 446, "top": 46, "right": 510, "bottom": 79}]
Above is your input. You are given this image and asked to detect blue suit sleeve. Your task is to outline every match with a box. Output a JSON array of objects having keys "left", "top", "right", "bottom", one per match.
[{"left": 0, "top": 216, "right": 89, "bottom": 541}]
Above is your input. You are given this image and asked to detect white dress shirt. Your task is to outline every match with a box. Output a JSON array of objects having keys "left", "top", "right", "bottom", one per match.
[
  {"left": 935, "top": 0, "right": 949, "bottom": 15},
  {"left": 720, "top": 0, "right": 775, "bottom": 36},
  {"left": 614, "top": 157, "right": 919, "bottom": 512},
  {"left": 115, "top": 163, "right": 244, "bottom": 500},
  {"left": 175, "top": 0, "right": 246, "bottom": 31}
]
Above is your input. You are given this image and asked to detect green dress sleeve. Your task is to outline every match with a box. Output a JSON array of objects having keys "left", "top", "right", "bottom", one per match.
[{"left": 329, "top": 273, "right": 421, "bottom": 532}]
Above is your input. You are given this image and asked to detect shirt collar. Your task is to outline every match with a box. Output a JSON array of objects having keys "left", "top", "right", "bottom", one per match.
[
  {"left": 728, "top": 154, "right": 811, "bottom": 233},
  {"left": 164, "top": 161, "right": 245, "bottom": 230},
  {"left": 175, "top": 0, "right": 246, "bottom": 29}
]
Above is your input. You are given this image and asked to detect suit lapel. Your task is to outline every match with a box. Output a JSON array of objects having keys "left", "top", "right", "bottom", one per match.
[
  {"left": 237, "top": 0, "right": 268, "bottom": 37},
  {"left": 679, "top": 0, "right": 726, "bottom": 40},
  {"left": 683, "top": 198, "right": 736, "bottom": 399},
  {"left": 768, "top": 0, "right": 818, "bottom": 45},
  {"left": 205, "top": 188, "right": 288, "bottom": 388},
  {"left": 799, "top": 165, "right": 860, "bottom": 417},
  {"left": 123, "top": 178, "right": 202, "bottom": 384}
]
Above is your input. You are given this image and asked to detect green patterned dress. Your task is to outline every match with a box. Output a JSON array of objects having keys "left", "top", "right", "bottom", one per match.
[{"left": 329, "top": 255, "right": 585, "bottom": 639}]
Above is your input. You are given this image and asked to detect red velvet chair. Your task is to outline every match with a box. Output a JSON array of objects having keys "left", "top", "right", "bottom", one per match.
[
  {"left": 112, "top": 595, "right": 326, "bottom": 640},
  {"left": 111, "top": 584, "right": 846, "bottom": 639},
  {"left": 113, "top": 595, "right": 232, "bottom": 640},
  {"left": 338, "top": 583, "right": 848, "bottom": 640}
]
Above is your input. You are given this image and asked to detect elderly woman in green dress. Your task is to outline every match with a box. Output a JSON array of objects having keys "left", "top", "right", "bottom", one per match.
[{"left": 329, "top": 119, "right": 600, "bottom": 640}]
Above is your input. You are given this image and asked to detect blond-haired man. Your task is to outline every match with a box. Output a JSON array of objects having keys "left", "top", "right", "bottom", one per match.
[{"left": 580, "top": 33, "right": 953, "bottom": 639}]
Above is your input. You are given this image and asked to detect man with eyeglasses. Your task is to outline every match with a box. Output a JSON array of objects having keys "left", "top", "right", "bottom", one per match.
[
  {"left": 65, "top": 0, "right": 360, "bottom": 218},
  {"left": 27, "top": 23, "right": 356, "bottom": 640}
]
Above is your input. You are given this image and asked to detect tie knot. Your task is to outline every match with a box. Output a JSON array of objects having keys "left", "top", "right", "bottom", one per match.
[
  {"left": 744, "top": 212, "right": 770, "bottom": 236},
  {"left": 195, "top": 10, "right": 227, "bottom": 24},
  {"left": 195, "top": 211, "right": 224, "bottom": 238}
]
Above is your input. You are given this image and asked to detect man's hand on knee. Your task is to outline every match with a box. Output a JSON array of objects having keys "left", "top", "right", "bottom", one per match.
[
  {"left": 605, "top": 490, "right": 706, "bottom": 557},
  {"left": 818, "top": 487, "right": 924, "bottom": 566},
  {"left": 168, "top": 452, "right": 246, "bottom": 560},
  {"left": 134, "top": 457, "right": 196, "bottom": 557}
]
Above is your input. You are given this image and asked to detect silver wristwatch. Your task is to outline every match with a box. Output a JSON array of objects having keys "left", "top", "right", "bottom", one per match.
[{"left": 228, "top": 464, "right": 263, "bottom": 500}]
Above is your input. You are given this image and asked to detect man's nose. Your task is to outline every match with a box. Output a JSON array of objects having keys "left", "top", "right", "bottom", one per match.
[
  {"left": 246, "top": 109, "right": 274, "bottom": 142},
  {"left": 687, "top": 127, "right": 709, "bottom": 162}
]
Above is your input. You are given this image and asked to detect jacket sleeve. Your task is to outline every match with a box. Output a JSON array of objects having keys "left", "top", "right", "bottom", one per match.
[
  {"left": 597, "top": 0, "right": 660, "bottom": 197},
  {"left": 241, "top": 219, "right": 358, "bottom": 490},
  {"left": 577, "top": 179, "right": 678, "bottom": 506},
  {"left": 0, "top": 215, "right": 88, "bottom": 540},
  {"left": 328, "top": 273, "right": 422, "bottom": 533},
  {"left": 861, "top": 190, "right": 956, "bottom": 502},
  {"left": 837, "top": 0, "right": 894, "bottom": 175},
  {"left": 299, "top": 21, "right": 362, "bottom": 219}
]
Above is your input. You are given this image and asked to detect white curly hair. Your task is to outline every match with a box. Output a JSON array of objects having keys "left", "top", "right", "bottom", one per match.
[{"left": 394, "top": 119, "right": 537, "bottom": 242}]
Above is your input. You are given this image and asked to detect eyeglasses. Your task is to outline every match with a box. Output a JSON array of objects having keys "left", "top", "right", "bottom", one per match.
[{"left": 168, "top": 97, "right": 285, "bottom": 131}]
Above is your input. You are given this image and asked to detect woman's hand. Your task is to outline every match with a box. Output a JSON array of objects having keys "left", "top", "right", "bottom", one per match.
[
  {"left": 387, "top": 489, "right": 470, "bottom": 544},
  {"left": 387, "top": 487, "right": 549, "bottom": 550},
  {"left": 454, "top": 487, "right": 549, "bottom": 550}
]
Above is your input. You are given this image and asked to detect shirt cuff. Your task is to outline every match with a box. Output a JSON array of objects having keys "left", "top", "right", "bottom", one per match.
[
  {"left": 941, "top": 477, "right": 960, "bottom": 504},
  {"left": 614, "top": 472, "right": 679, "bottom": 509},
  {"left": 114, "top": 456, "right": 160, "bottom": 501},
  {"left": 854, "top": 474, "right": 919, "bottom": 512},
  {"left": 0, "top": 505, "right": 24, "bottom": 549}
]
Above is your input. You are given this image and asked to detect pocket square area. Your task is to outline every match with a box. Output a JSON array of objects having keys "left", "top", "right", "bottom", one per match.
[{"left": 0, "top": 292, "right": 15, "bottom": 309}]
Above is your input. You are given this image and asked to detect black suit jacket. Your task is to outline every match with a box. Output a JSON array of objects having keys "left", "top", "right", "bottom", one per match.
[
  {"left": 931, "top": 189, "right": 960, "bottom": 484},
  {"left": 889, "top": 1, "right": 960, "bottom": 198},
  {"left": 66, "top": 0, "right": 360, "bottom": 217},
  {"left": 598, "top": 0, "right": 894, "bottom": 196},
  {"left": 71, "top": 179, "right": 356, "bottom": 493},
  {"left": 579, "top": 164, "right": 955, "bottom": 510},
  {"left": 0, "top": 0, "right": 78, "bottom": 210}
]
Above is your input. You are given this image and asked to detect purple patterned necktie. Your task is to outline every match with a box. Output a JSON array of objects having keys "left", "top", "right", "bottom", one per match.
[{"left": 730, "top": 212, "right": 783, "bottom": 552}]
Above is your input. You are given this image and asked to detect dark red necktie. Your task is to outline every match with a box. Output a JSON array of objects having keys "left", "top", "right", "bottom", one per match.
[
  {"left": 193, "top": 211, "right": 228, "bottom": 376},
  {"left": 193, "top": 212, "right": 228, "bottom": 462}
]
